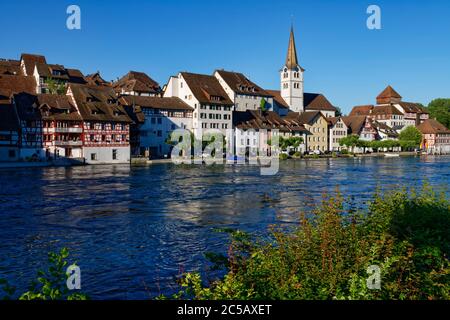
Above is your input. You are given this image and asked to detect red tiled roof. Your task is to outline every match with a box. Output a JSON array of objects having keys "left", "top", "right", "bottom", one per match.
[
  {"left": 181, "top": 72, "right": 233, "bottom": 106},
  {"left": 417, "top": 119, "right": 450, "bottom": 135},
  {"left": 119, "top": 96, "right": 193, "bottom": 111},
  {"left": 304, "top": 93, "right": 337, "bottom": 112},
  {"left": 350, "top": 105, "right": 374, "bottom": 116},
  {"left": 376, "top": 85, "right": 402, "bottom": 104},
  {"left": 113, "top": 71, "right": 161, "bottom": 95},
  {"left": 215, "top": 70, "right": 272, "bottom": 97},
  {"left": 0, "top": 74, "right": 36, "bottom": 99},
  {"left": 21, "top": 54, "right": 47, "bottom": 76},
  {"left": 266, "top": 90, "right": 289, "bottom": 109},
  {"left": 341, "top": 116, "right": 367, "bottom": 135}
]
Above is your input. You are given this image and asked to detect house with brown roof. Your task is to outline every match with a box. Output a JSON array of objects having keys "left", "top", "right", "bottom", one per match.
[
  {"left": 67, "top": 84, "right": 132, "bottom": 164},
  {"left": 284, "top": 111, "right": 328, "bottom": 152},
  {"left": 327, "top": 117, "right": 348, "bottom": 151},
  {"left": 233, "top": 110, "right": 308, "bottom": 156},
  {"left": 18, "top": 53, "right": 87, "bottom": 94},
  {"left": 37, "top": 94, "right": 84, "bottom": 160},
  {"left": 350, "top": 85, "right": 429, "bottom": 131},
  {"left": 417, "top": 119, "right": 450, "bottom": 154},
  {"left": 341, "top": 116, "right": 378, "bottom": 141},
  {"left": 86, "top": 72, "right": 111, "bottom": 87},
  {"left": 113, "top": 71, "right": 161, "bottom": 97},
  {"left": 164, "top": 72, "right": 234, "bottom": 138},
  {"left": 214, "top": 70, "right": 274, "bottom": 112},
  {"left": 0, "top": 73, "right": 43, "bottom": 160},
  {"left": 119, "top": 96, "right": 193, "bottom": 158}
]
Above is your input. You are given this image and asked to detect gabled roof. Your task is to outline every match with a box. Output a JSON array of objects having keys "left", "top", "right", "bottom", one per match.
[
  {"left": 284, "top": 110, "right": 324, "bottom": 126},
  {"left": 398, "top": 102, "right": 428, "bottom": 114},
  {"left": 119, "top": 96, "right": 193, "bottom": 111},
  {"left": 0, "top": 59, "right": 21, "bottom": 75},
  {"left": 327, "top": 117, "right": 344, "bottom": 126},
  {"left": 86, "top": 72, "right": 111, "bottom": 87},
  {"left": 215, "top": 70, "right": 272, "bottom": 97},
  {"left": 417, "top": 119, "right": 450, "bottom": 135},
  {"left": 341, "top": 116, "right": 367, "bottom": 135},
  {"left": 113, "top": 71, "right": 161, "bottom": 95},
  {"left": 20, "top": 54, "right": 47, "bottom": 75},
  {"left": 371, "top": 104, "right": 404, "bottom": 116},
  {"left": 37, "top": 94, "right": 82, "bottom": 121},
  {"left": 376, "top": 85, "right": 402, "bottom": 104},
  {"left": 371, "top": 120, "right": 398, "bottom": 137},
  {"left": 349, "top": 105, "right": 374, "bottom": 116},
  {"left": 69, "top": 84, "right": 131, "bottom": 123},
  {"left": 304, "top": 93, "right": 337, "bottom": 112},
  {"left": 66, "top": 69, "right": 87, "bottom": 84},
  {"left": 181, "top": 72, "right": 233, "bottom": 105},
  {"left": 0, "top": 74, "right": 36, "bottom": 99},
  {"left": 265, "top": 90, "right": 289, "bottom": 109},
  {"left": 233, "top": 110, "right": 296, "bottom": 132}
]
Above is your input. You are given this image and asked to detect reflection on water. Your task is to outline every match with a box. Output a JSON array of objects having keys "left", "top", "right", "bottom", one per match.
[{"left": 0, "top": 156, "right": 449, "bottom": 299}]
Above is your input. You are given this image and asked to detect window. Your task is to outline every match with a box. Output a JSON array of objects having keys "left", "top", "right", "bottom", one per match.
[
  {"left": 91, "top": 153, "right": 97, "bottom": 161},
  {"left": 112, "top": 149, "right": 118, "bottom": 160},
  {"left": 157, "top": 118, "right": 162, "bottom": 124},
  {"left": 157, "top": 130, "right": 162, "bottom": 137},
  {"left": 151, "top": 118, "right": 156, "bottom": 124},
  {"left": 8, "top": 150, "right": 16, "bottom": 158}
]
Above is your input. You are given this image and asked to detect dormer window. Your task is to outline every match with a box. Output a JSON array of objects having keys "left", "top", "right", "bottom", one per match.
[
  {"left": 87, "top": 97, "right": 94, "bottom": 102},
  {"left": 107, "top": 99, "right": 115, "bottom": 104},
  {"left": 52, "top": 70, "right": 61, "bottom": 76}
]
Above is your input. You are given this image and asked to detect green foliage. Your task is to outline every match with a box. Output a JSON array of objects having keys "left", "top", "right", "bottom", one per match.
[
  {"left": 279, "top": 136, "right": 304, "bottom": 151},
  {"left": 44, "top": 77, "right": 66, "bottom": 95},
  {"left": 168, "top": 186, "right": 450, "bottom": 300},
  {"left": 339, "top": 135, "right": 360, "bottom": 148},
  {"left": 0, "top": 248, "right": 88, "bottom": 300},
  {"left": 399, "top": 126, "right": 422, "bottom": 149},
  {"left": 427, "top": 99, "right": 450, "bottom": 129},
  {"left": 260, "top": 99, "right": 267, "bottom": 112},
  {"left": 279, "top": 153, "right": 289, "bottom": 160}
]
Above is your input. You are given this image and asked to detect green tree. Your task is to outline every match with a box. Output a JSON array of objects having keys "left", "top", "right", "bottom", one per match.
[
  {"left": 339, "top": 135, "right": 360, "bottom": 152},
  {"left": 427, "top": 99, "right": 450, "bottom": 129},
  {"left": 398, "top": 126, "right": 422, "bottom": 150},
  {"left": 45, "top": 77, "right": 66, "bottom": 95},
  {"left": 260, "top": 98, "right": 267, "bottom": 112}
]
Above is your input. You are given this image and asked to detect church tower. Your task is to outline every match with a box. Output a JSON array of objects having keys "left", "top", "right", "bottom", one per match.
[{"left": 280, "top": 27, "right": 304, "bottom": 113}]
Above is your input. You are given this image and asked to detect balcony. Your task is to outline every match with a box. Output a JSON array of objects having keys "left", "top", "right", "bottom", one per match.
[
  {"left": 48, "top": 127, "right": 83, "bottom": 133},
  {"left": 54, "top": 140, "right": 83, "bottom": 147}
]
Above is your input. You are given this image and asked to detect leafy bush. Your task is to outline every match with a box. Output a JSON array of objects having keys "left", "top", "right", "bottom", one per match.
[
  {"left": 279, "top": 153, "right": 289, "bottom": 160},
  {"left": 0, "top": 248, "right": 88, "bottom": 300},
  {"left": 168, "top": 185, "right": 450, "bottom": 300}
]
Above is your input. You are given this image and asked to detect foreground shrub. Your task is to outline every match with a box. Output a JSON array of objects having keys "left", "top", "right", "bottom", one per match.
[
  {"left": 0, "top": 248, "right": 88, "bottom": 300},
  {"left": 170, "top": 185, "right": 450, "bottom": 300}
]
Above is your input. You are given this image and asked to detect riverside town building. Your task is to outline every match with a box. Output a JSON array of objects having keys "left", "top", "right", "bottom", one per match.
[{"left": 0, "top": 27, "right": 448, "bottom": 163}]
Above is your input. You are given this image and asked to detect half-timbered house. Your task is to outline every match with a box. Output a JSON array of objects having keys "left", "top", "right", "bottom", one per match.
[{"left": 68, "top": 84, "right": 132, "bottom": 164}]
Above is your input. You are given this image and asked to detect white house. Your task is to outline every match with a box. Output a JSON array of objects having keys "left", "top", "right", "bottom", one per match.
[
  {"left": 328, "top": 117, "right": 348, "bottom": 151},
  {"left": 164, "top": 72, "right": 234, "bottom": 139},
  {"left": 120, "top": 95, "right": 193, "bottom": 158},
  {"left": 214, "top": 70, "right": 274, "bottom": 112}
]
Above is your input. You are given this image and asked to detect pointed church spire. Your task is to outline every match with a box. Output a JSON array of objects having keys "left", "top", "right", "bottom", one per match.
[{"left": 285, "top": 26, "right": 299, "bottom": 69}]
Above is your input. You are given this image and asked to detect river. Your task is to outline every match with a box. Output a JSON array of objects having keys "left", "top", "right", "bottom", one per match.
[{"left": 0, "top": 155, "right": 449, "bottom": 299}]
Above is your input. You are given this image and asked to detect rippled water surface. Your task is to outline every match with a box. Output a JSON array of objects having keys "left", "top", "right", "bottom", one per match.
[{"left": 0, "top": 156, "right": 449, "bottom": 299}]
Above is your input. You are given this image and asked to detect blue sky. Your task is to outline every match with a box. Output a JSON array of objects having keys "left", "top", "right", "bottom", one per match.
[{"left": 1, "top": 0, "right": 449, "bottom": 113}]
